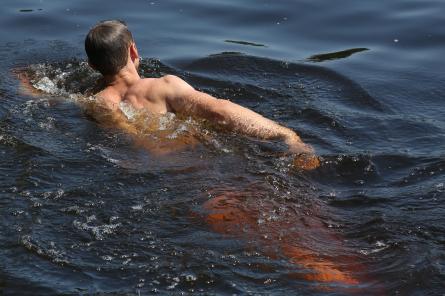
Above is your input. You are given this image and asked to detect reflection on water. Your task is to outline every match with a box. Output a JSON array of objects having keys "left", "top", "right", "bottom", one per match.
[{"left": 1, "top": 46, "right": 444, "bottom": 295}]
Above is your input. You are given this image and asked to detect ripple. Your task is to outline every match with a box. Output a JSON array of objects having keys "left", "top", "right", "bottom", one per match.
[
  {"left": 20, "top": 235, "right": 70, "bottom": 265},
  {"left": 1, "top": 43, "right": 443, "bottom": 295}
]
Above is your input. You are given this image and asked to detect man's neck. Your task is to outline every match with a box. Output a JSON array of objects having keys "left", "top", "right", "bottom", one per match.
[{"left": 102, "top": 64, "right": 141, "bottom": 97}]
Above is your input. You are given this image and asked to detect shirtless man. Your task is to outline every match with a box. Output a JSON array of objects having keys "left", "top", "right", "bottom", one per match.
[
  {"left": 83, "top": 21, "right": 366, "bottom": 286},
  {"left": 85, "top": 20, "right": 316, "bottom": 159}
]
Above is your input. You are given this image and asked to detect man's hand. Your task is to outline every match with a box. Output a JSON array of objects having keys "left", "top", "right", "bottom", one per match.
[{"left": 284, "top": 133, "right": 320, "bottom": 170}]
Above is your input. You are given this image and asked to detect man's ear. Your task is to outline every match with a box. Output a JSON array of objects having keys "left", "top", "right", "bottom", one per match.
[{"left": 129, "top": 43, "right": 139, "bottom": 62}]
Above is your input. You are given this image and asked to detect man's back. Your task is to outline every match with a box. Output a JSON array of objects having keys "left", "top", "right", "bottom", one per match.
[{"left": 97, "top": 77, "right": 170, "bottom": 114}]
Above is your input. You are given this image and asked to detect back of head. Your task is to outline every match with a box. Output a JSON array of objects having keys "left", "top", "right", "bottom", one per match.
[{"left": 85, "top": 20, "right": 134, "bottom": 76}]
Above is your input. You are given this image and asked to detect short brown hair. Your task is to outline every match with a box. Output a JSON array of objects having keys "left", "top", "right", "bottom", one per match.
[{"left": 85, "top": 20, "right": 134, "bottom": 76}]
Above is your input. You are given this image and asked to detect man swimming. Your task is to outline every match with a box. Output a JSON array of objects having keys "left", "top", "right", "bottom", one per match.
[
  {"left": 73, "top": 20, "right": 362, "bottom": 286},
  {"left": 11, "top": 20, "right": 361, "bottom": 288},
  {"left": 84, "top": 20, "right": 316, "bottom": 159}
]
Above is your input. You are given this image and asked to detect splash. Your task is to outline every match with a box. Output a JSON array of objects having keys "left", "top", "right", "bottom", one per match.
[{"left": 21, "top": 60, "right": 204, "bottom": 155}]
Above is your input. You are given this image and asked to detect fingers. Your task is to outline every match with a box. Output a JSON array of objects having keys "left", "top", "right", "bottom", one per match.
[
  {"left": 286, "top": 140, "right": 320, "bottom": 170},
  {"left": 293, "top": 153, "right": 321, "bottom": 170}
]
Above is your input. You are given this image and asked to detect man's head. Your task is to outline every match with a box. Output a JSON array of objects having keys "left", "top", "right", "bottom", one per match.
[{"left": 85, "top": 20, "right": 139, "bottom": 76}]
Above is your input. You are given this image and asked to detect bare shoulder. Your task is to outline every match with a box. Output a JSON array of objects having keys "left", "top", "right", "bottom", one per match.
[
  {"left": 159, "top": 75, "right": 193, "bottom": 91},
  {"left": 160, "top": 74, "right": 185, "bottom": 84},
  {"left": 95, "top": 89, "right": 120, "bottom": 111},
  {"left": 156, "top": 75, "right": 195, "bottom": 100},
  {"left": 134, "top": 75, "right": 194, "bottom": 101}
]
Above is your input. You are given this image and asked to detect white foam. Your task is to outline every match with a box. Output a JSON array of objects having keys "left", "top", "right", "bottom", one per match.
[
  {"left": 158, "top": 112, "right": 176, "bottom": 130},
  {"left": 73, "top": 219, "right": 121, "bottom": 241},
  {"left": 119, "top": 101, "right": 139, "bottom": 120},
  {"left": 33, "top": 77, "right": 60, "bottom": 95}
]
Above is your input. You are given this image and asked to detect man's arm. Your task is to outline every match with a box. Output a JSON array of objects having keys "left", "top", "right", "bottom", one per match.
[{"left": 163, "top": 75, "right": 314, "bottom": 155}]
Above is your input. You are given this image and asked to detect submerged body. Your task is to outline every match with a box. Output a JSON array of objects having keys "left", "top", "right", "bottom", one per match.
[{"left": 198, "top": 184, "right": 365, "bottom": 287}]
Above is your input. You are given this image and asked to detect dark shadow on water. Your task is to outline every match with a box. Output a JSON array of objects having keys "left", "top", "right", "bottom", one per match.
[
  {"left": 307, "top": 48, "right": 369, "bottom": 62},
  {"left": 19, "top": 9, "right": 43, "bottom": 13},
  {"left": 224, "top": 40, "right": 267, "bottom": 47}
]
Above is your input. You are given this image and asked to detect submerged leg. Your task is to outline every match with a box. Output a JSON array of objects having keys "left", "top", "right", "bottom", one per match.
[{"left": 201, "top": 191, "right": 360, "bottom": 286}]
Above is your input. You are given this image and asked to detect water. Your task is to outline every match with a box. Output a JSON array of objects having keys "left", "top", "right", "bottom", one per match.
[{"left": 1, "top": 0, "right": 444, "bottom": 295}]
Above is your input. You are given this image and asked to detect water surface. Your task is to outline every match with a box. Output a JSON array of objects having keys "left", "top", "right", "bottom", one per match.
[{"left": 0, "top": 0, "right": 444, "bottom": 295}]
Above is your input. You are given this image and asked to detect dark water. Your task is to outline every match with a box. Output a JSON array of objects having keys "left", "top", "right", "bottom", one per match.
[{"left": 1, "top": 0, "right": 445, "bottom": 295}]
